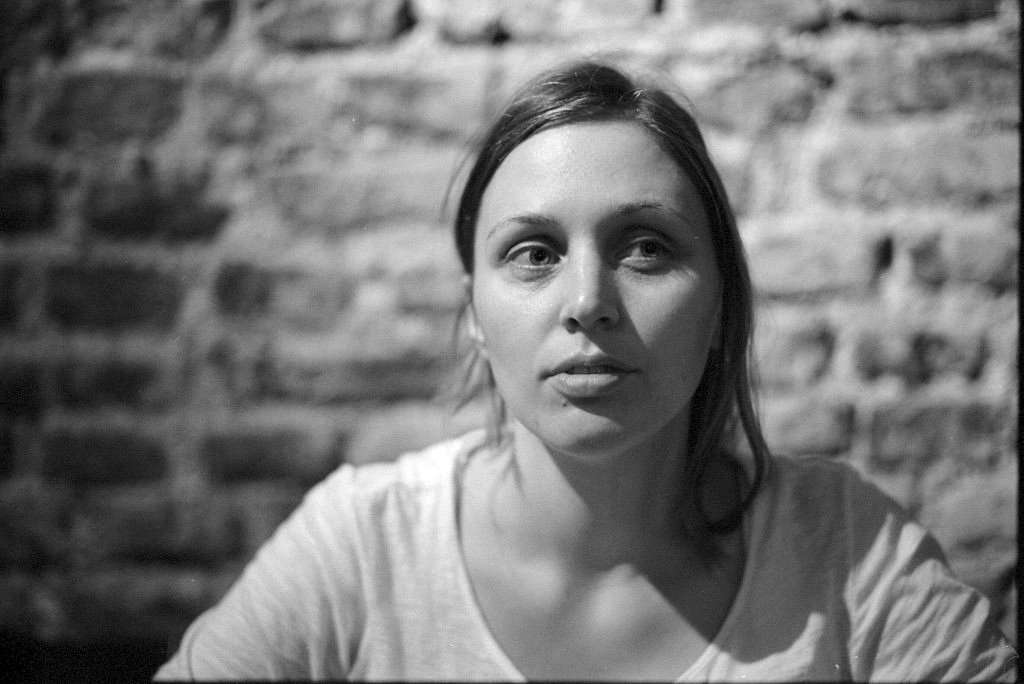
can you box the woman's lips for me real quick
[548,365,635,398]
[564,365,618,374]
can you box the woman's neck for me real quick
[481,418,698,574]
[457,417,747,682]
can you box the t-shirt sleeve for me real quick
[153,466,365,680]
[847,500,1017,682]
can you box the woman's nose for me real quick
[559,255,620,332]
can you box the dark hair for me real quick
[452,61,770,554]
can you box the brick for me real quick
[41,430,167,486]
[414,0,618,41]
[908,331,989,384]
[265,353,447,403]
[73,491,245,564]
[338,59,492,140]
[952,401,1013,464]
[203,335,272,400]
[0,0,72,72]
[558,0,653,28]
[432,0,655,39]
[76,0,234,59]
[745,215,878,297]
[46,263,184,331]
[907,233,945,286]
[202,429,338,485]
[257,0,408,49]
[869,398,1009,472]
[0,362,46,420]
[84,173,229,243]
[883,213,1017,293]
[703,135,754,216]
[395,269,464,314]
[196,76,267,144]
[871,403,944,472]
[268,149,459,234]
[35,70,185,145]
[942,224,1017,294]
[175,497,248,563]
[693,63,826,133]
[817,127,1018,208]
[0,487,74,569]
[854,329,988,385]
[853,330,907,382]
[346,402,467,465]
[0,265,20,328]
[761,396,855,456]
[73,492,173,564]
[189,0,235,56]
[246,70,361,154]
[0,165,57,236]
[255,314,455,405]
[36,568,235,641]
[690,0,829,29]
[411,0,516,42]
[55,360,166,410]
[844,44,1018,117]
[341,223,463,280]
[228,484,306,553]
[337,227,464,314]
[754,307,836,389]
[213,262,355,329]
[831,0,999,24]
[214,263,275,317]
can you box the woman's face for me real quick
[471,121,721,460]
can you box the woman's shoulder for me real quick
[763,453,905,516]
[752,454,921,564]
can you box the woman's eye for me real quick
[638,241,664,257]
[623,238,672,264]
[509,244,557,268]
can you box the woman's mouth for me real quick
[548,360,636,398]
[565,365,619,374]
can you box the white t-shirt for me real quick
[155,433,1016,681]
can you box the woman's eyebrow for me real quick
[613,200,698,227]
[486,202,701,240]
[485,212,559,239]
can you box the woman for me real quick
[156,62,1015,681]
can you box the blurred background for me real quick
[0,0,1018,679]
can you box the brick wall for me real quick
[0,0,1018,675]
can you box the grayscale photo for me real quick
[0,0,1017,680]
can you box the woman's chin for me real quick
[515,409,677,465]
